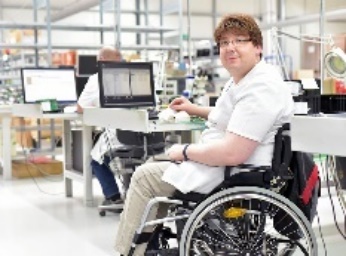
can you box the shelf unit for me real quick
[0,1,183,67]
[113,0,183,61]
[0,0,184,103]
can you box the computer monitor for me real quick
[98,61,156,108]
[75,76,89,98]
[21,67,77,105]
[77,54,97,76]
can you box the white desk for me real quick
[291,114,346,214]
[82,107,206,201]
[12,106,205,207]
[11,104,95,206]
[291,115,346,156]
[83,108,205,133]
[0,105,12,180]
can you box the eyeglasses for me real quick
[219,38,251,48]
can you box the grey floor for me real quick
[0,175,345,256]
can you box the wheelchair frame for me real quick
[126,124,318,256]
[128,182,317,256]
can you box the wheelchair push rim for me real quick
[179,186,317,256]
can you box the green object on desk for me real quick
[36,99,59,112]
[190,116,206,124]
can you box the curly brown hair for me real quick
[214,13,263,48]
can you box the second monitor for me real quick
[21,67,77,106]
[98,61,156,108]
[77,54,97,76]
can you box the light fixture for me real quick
[271,27,346,80]
[324,47,346,79]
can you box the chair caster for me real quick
[99,210,106,217]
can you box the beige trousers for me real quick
[114,161,176,256]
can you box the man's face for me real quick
[113,53,122,62]
[219,31,262,78]
[98,51,122,62]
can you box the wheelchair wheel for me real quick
[179,187,317,256]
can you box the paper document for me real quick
[301,78,319,89]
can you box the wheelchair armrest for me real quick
[224,165,273,188]
[171,190,207,203]
[148,142,166,155]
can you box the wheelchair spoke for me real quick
[180,187,317,256]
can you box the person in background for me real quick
[77,46,124,207]
[114,13,294,255]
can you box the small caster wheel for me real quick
[99,210,106,217]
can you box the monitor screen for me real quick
[98,61,156,108]
[77,54,97,76]
[21,67,77,104]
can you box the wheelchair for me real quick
[127,124,318,256]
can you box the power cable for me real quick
[324,156,346,239]
[15,119,64,196]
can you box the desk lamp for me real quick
[271,27,346,80]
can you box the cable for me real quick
[297,151,328,256]
[325,157,346,240]
[23,133,64,181]
[330,157,346,216]
[22,148,64,196]
[317,154,328,256]
[16,120,64,196]
[316,209,328,256]
[26,154,63,181]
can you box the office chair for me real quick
[99,130,166,216]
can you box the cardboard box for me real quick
[29,118,63,140]
[11,117,34,148]
[323,77,337,94]
[323,78,346,94]
[11,117,63,148]
[12,159,63,178]
[293,69,314,79]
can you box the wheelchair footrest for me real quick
[145,248,179,256]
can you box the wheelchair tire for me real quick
[179,186,317,256]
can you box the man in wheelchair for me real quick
[115,13,317,256]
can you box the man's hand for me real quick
[76,104,83,113]
[169,96,211,119]
[169,97,194,114]
[166,144,186,162]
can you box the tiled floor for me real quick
[0,175,345,256]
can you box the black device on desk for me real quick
[320,94,346,113]
[98,61,156,110]
[20,67,78,111]
[147,108,160,120]
[286,79,321,115]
